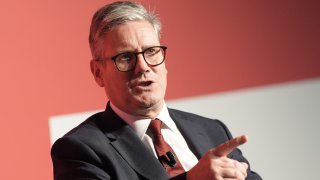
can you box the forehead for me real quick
[102,20,160,53]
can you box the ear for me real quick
[90,60,105,87]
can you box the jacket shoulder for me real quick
[168,108,224,126]
[51,111,109,151]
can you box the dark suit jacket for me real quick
[51,104,261,180]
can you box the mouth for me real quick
[130,80,154,90]
[137,81,153,87]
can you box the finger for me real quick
[241,162,249,170]
[218,158,246,169]
[220,167,246,179]
[216,158,248,177]
[235,161,248,178]
[212,135,248,157]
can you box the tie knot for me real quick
[149,119,162,137]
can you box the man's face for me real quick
[91,20,167,118]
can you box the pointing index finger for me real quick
[212,135,248,157]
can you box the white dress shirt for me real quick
[110,102,199,171]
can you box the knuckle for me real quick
[209,162,218,172]
[234,170,245,179]
[208,161,221,179]
[233,160,239,167]
[242,162,249,169]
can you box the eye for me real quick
[144,47,160,56]
[117,52,134,62]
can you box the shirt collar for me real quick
[110,101,179,139]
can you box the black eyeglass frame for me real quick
[98,46,167,72]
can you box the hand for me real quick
[186,135,249,180]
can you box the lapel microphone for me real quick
[159,151,177,167]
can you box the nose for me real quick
[134,53,150,75]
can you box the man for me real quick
[51,1,262,180]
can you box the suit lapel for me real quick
[97,105,169,180]
[169,109,212,159]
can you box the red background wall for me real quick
[0,0,319,179]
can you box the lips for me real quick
[138,81,152,86]
[130,80,154,89]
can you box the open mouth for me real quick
[138,81,153,86]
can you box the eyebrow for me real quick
[116,45,160,54]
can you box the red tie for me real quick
[148,119,185,177]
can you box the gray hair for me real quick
[89,1,162,59]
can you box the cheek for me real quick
[159,67,168,89]
[109,73,130,91]
[103,68,126,93]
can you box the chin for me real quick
[134,95,163,109]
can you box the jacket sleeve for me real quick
[51,137,111,180]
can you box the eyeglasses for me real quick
[97,46,167,72]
